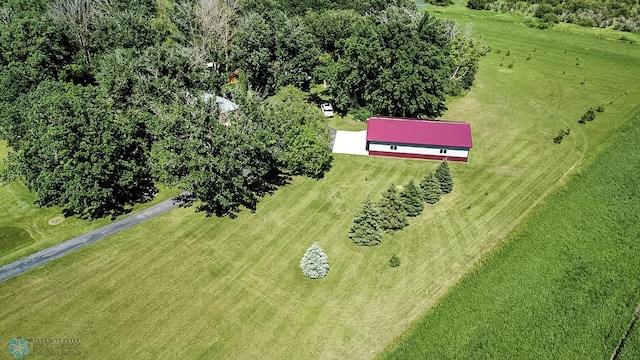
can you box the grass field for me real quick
[327,113,368,131]
[0,226,34,256]
[620,320,640,359]
[382,115,640,358]
[1,4,640,359]
[0,142,181,267]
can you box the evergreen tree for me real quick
[400,179,424,217]
[349,196,383,246]
[421,172,443,204]
[378,184,409,233]
[300,242,329,279]
[435,160,454,194]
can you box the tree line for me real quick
[467,0,640,32]
[0,0,481,219]
[349,161,453,247]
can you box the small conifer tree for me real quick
[389,254,401,267]
[300,243,329,279]
[435,161,454,194]
[378,184,409,233]
[349,197,383,246]
[421,172,443,204]
[400,179,424,217]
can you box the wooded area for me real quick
[0,0,482,218]
[468,0,640,32]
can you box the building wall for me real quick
[368,142,469,160]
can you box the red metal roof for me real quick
[366,117,473,148]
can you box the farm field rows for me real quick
[1,4,640,359]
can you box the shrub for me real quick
[596,106,605,113]
[434,161,454,194]
[579,108,596,124]
[300,243,329,279]
[389,254,401,268]
[349,197,383,246]
[348,107,372,122]
[400,179,424,217]
[553,129,566,144]
[467,0,491,10]
[534,4,554,18]
[542,13,560,24]
[432,0,454,5]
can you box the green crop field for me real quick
[1,4,640,359]
[620,322,640,359]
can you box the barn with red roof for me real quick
[365,117,473,162]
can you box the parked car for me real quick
[320,103,334,117]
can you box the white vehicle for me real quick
[320,103,334,117]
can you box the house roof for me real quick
[366,117,473,148]
[202,93,239,113]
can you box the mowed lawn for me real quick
[382,116,640,358]
[0,142,181,267]
[1,6,640,360]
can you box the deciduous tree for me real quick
[1,81,156,218]
[48,0,109,68]
[150,99,279,218]
[320,8,458,118]
[263,86,332,178]
[95,45,209,111]
[231,12,319,95]
[196,0,240,72]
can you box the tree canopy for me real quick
[2,81,155,218]
[0,0,478,219]
[316,8,484,118]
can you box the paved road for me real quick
[0,195,187,283]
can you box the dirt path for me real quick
[0,194,186,283]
